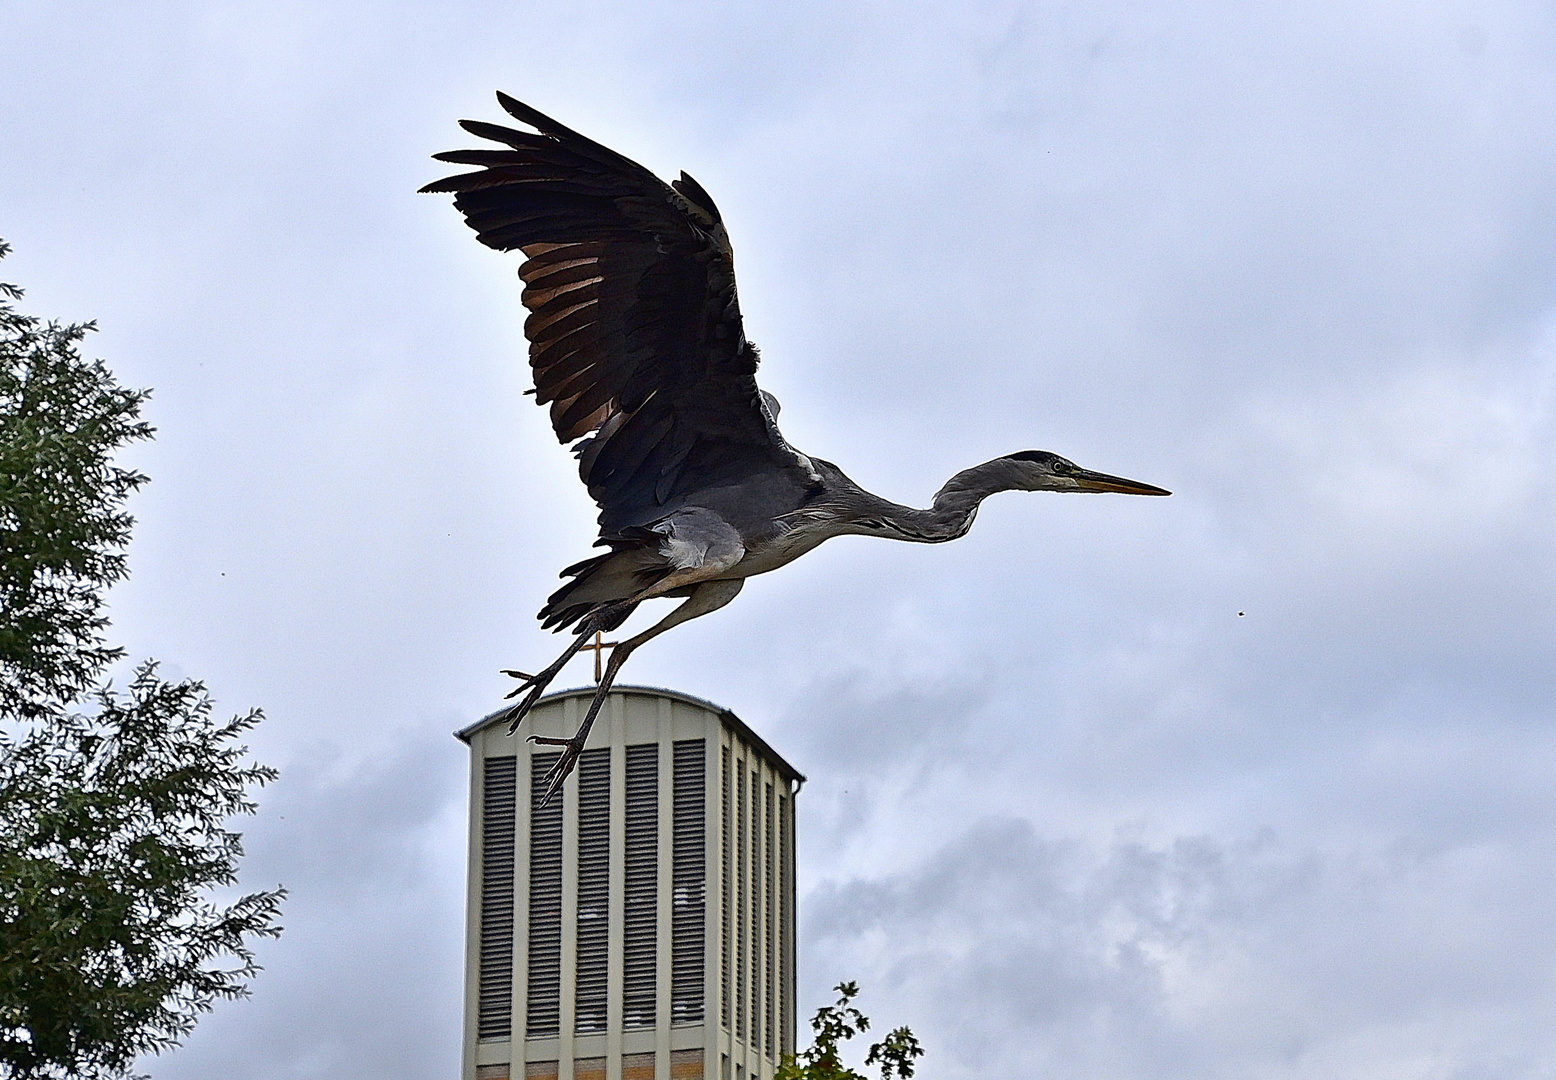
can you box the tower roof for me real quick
[454,684,806,786]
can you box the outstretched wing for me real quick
[422,93,815,537]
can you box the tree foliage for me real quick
[0,240,283,1080]
[776,982,925,1080]
[0,241,150,721]
[0,669,283,1078]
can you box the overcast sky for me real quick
[5,2,1556,1077]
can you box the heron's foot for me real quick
[530,733,584,807]
[500,605,635,735]
[500,665,561,735]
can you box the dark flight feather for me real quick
[422,93,817,541]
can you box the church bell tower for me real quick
[456,686,802,1080]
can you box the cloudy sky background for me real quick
[5,1,1556,1077]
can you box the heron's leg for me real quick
[500,601,633,735]
[534,579,744,804]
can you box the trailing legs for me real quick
[532,578,744,804]
[500,600,634,735]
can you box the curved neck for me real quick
[852,458,1027,544]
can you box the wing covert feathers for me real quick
[423,93,809,536]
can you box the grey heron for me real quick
[423,94,1169,802]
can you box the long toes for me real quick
[503,675,546,701]
[501,668,543,698]
[542,769,571,806]
[504,686,547,735]
[539,743,583,807]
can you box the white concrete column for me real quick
[654,696,674,1080]
[605,694,627,1080]
[560,737,580,1079]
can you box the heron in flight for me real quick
[424,94,1169,801]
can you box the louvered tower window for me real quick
[574,747,610,1034]
[735,758,747,1041]
[477,756,516,1039]
[672,739,706,1023]
[721,745,732,1029]
[765,780,775,1051]
[526,751,563,1037]
[622,743,659,1028]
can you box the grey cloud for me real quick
[149,728,469,1080]
[247,727,467,897]
[803,817,1556,1079]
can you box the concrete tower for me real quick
[457,686,802,1080]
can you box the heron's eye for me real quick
[1052,460,1071,473]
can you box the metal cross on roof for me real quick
[579,630,618,684]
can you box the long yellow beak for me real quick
[1072,468,1171,496]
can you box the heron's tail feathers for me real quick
[539,546,669,632]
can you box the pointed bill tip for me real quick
[1074,470,1172,496]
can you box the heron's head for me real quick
[1003,450,1171,495]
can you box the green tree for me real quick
[0,240,283,1080]
[0,243,147,721]
[776,982,925,1080]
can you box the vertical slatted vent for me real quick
[574,747,610,1034]
[478,756,517,1039]
[526,751,563,1037]
[671,739,706,1023]
[779,791,791,1055]
[735,757,747,1041]
[721,745,732,1030]
[622,742,659,1028]
[764,780,775,1053]
[749,767,761,1052]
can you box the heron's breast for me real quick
[733,520,837,577]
